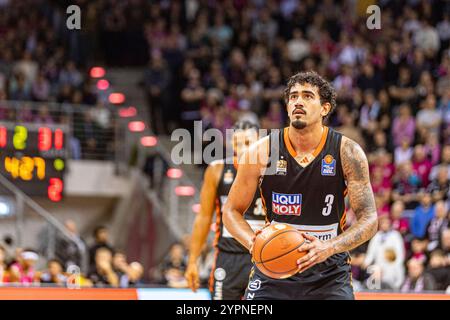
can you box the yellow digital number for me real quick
[20,156,34,181]
[5,156,19,179]
[13,126,28,150]
[34,157,46,180]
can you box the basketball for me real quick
[252,223,308,279]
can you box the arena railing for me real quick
[0,172,88,273]
[0,100,118,161]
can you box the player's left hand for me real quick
[296,233,334,273]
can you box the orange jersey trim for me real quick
[283,126,329,158]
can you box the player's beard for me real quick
[291,118,307,129]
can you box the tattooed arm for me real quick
[329,136,378,253]
[297,136,378,272]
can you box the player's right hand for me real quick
[249,221,271,255]
[185,263,200,292]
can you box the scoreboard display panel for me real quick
[0,122,67,201]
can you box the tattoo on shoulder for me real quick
[341,138,369,182]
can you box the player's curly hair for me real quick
[283,71,337,122]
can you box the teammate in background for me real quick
[223,71,378,300]
[185,121,266,300]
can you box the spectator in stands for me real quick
[55,219,86,270]
[394,138,414,166]
[359,90,380,142]
[88,247,119,287]
[350,250,369,291]
[416,94,442,142]
[161,243,188,288]
[31,71,50,101]
[0,235,16,265]
[388,66,415,105]
[9,71,32,101]
[364,215,405,290]
[261,100,284,129]
[427,166,450,203]
[59,61,83,88]
[40,259,67,286]
[440,228,450,255]
[392,161,421,209]
[430,146,450,181]
[424,132,441,166]
[401,258,436,293]
[0,245,6,284]
[335,108,366,150]
[425,201,449,252]
[89,226,115,268]
[412,145,433,187]
[126,262,145,287]
[409,238,428,264]
[112,251,131,288]
[411,193,436,239]
[8,249,39,285]
[390,200,410,237]
[180,68,205,132]
[144,51,171,134]
[426,250,450,291]
[34,105,54,124]
[414,19,441,56]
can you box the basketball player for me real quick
[222,71,378,300]
[185,121,267,300]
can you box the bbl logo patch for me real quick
[276,158,287,175]
[223,170,234,184]
[321,154,336,176]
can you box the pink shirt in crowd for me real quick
[392,116,415,147]
[10,263,35,284]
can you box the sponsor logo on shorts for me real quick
[271,192,302,216]
[213,280,223,300]
[214,268,226,281]
[246,292,255,300]
[248,279,261,291]
[321,154,336,176]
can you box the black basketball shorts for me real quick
[209,250,253,300]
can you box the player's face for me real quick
[286,83,330,129]
[233,129,258,159]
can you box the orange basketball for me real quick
[252,223,308,279]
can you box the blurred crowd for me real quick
[0,223,144,288]
[0,1,116,160]
[1,0,449,292]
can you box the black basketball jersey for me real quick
[259,126,350,280]
[215,160,266,254]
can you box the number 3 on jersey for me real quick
[253,198,266,216]
[322,194,334,216]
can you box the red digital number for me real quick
[38,127,52,151]
[48,178,63,202]
[0,126,6,148]
[54,129,64,150]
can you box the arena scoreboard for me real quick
[0,122,67,201]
